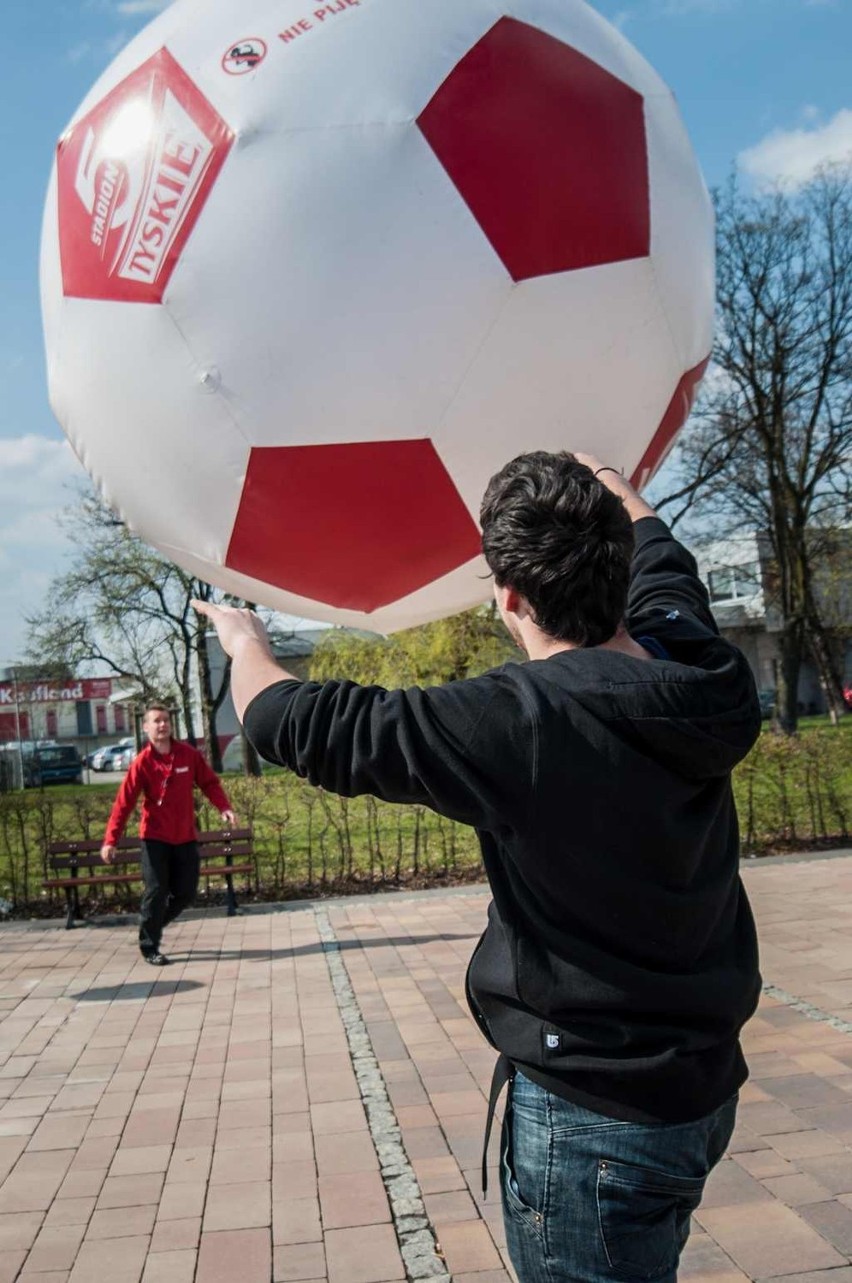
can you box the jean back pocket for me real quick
[596,1156,706,1280]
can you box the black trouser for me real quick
[138,840,200,956]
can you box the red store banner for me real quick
[0,678,115,706]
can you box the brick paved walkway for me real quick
[1,852,852,1282]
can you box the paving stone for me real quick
[317,1171,390,1229]
[97,1173,165,1209]
[140,1248,196,1283]
[0,1249,27,1282]
[196,1228,272,1283]
[0,1210,44,1251]
[153,1182,206,1221]
[796,1152,852,1195]
[313,1130,376,1177]
[696,1201,846,1277]
[273,1197,322,1246]
[43,1197,97,1228]
[761,1173,833,1206]
[110,1146,173,1178]
[24,1223,87,1272]
[424,1190,478,1224]
[149,1218,201,1253]
[677,1229,749,1281]
[324,1224,405,1283]
[273,1241,326,1282]
[203,1181,270,1232]
[701,1159,775,1207]
[434,1221,502,1275]
[87,1204,157,1240]
[757,1273,852,1283]
[797,1199,852,1255]
[67,1233,149,1283]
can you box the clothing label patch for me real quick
[544,1031,561,1051]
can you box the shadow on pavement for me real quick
[165,932,479,964]
[71,978,206,1001]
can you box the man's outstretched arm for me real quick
[193,601,293,721]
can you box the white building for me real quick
[0,672,133,752]
[694,530,852,713]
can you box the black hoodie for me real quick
[244,516,763,1122]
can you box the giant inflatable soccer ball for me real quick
[41,0,713,633]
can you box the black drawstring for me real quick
[482,1053,512,1198]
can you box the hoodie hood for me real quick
[535,627,762,783]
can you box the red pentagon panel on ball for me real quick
[225,440,483,613]
[56,48,234,303]
[629,357,711,491]
[417,17,650,282]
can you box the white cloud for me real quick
[66,41,93,63]
[0,436,88,660]
[115,0,171,13]
[739,108,852,186]
[656,0,735,11]
[607,0,829,19]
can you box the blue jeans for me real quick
[501,1071,737,1283]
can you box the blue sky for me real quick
[1,0,850,662]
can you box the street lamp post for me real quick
[1,662,26,790]
[11,666,23,757]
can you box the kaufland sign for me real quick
[0,679,113,705]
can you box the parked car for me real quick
[757,689,777,720]
[26,745,83,787]
[90,743,121,771]
[91,738,136,771]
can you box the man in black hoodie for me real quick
[195,451,762,1283]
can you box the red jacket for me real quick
[104,740,232,846]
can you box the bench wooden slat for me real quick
[44,863,255,890]
[43,874,142,889]
[48,829,251,857]
[196,828,252,841]
[198,862,253,875]
[47,837,140,856]
[48,844,252,871]
[43,828,255,927]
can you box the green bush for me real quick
[1,721,849,916]
[734,724,851,854]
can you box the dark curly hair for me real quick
[480,452,634,647]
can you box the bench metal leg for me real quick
[64,888,76,930]
[224,872,238,917]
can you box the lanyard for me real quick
[154,752,175,808]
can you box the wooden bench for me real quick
[43,829,255,929]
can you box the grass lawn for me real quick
[1,717,849,915]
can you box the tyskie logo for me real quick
[56,49,234,303]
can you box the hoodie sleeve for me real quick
[242,670,532,830]
[192,748,232,814]
[625,516,719,636]
[103,755,144,845]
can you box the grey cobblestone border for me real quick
[315,907,452,1282]
[762,982,852,1036]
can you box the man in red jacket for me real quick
[101,703,237,965]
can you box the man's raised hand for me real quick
[192,600,274,661]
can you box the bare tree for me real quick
[26,491,232,762]
[655,169,852,731]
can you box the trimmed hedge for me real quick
[1,722,849,916]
